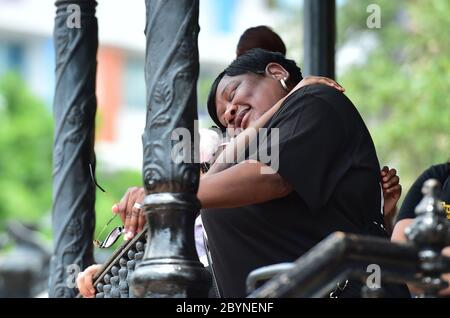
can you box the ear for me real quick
[265,62,290,81]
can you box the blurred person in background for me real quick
[236,25,286,57]
[391,160,450,296]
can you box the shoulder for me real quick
[268,84,354,131]
[406,163,449,193]
[283,84,344,106]
[418,163,450,183]
[281,84,354,117]
[272,85,338,120]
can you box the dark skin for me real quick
[115,69,347,240]
[115,67,401,240]
[381,166,401,234]
[77,68,402,297]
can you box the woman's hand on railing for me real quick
[76,264,102,298]
[112,187,146,241]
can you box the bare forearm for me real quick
[199,161,292,209]
[383,208,396,236]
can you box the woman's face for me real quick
[215,71,287,131]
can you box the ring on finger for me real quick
[131,209,141,217]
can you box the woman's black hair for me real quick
[207,48,303,131]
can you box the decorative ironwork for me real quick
[91,228,147,298]
[247,232,421,298]
[405,179,450,297]
[49,0,98,297]
[247,179,450,298]
[90,179,450,298]
[52,0,450,300]
[130,0,210,298]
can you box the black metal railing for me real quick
[90,228,147,298]
[89,179,450,298]
[247,179,450,298]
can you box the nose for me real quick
[223,103,238,126]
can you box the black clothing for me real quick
[397,163,450,221]
[202,84,409,298]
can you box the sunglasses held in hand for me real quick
[93,214,124,248]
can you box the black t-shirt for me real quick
[201,84,407,298]
[396,163,450,222]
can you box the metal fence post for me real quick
[130,0,211,298]
[49,0,98,298]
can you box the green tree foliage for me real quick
[337,0,450,189]
[93,169,141,249]
[0,73,141,246]
[0,73,53,229]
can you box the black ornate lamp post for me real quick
[130,0,211,297]
[49,0,98,297]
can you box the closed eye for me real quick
[228,90,234,102]
[228,86,237,102]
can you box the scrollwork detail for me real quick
[143,141,167,192]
